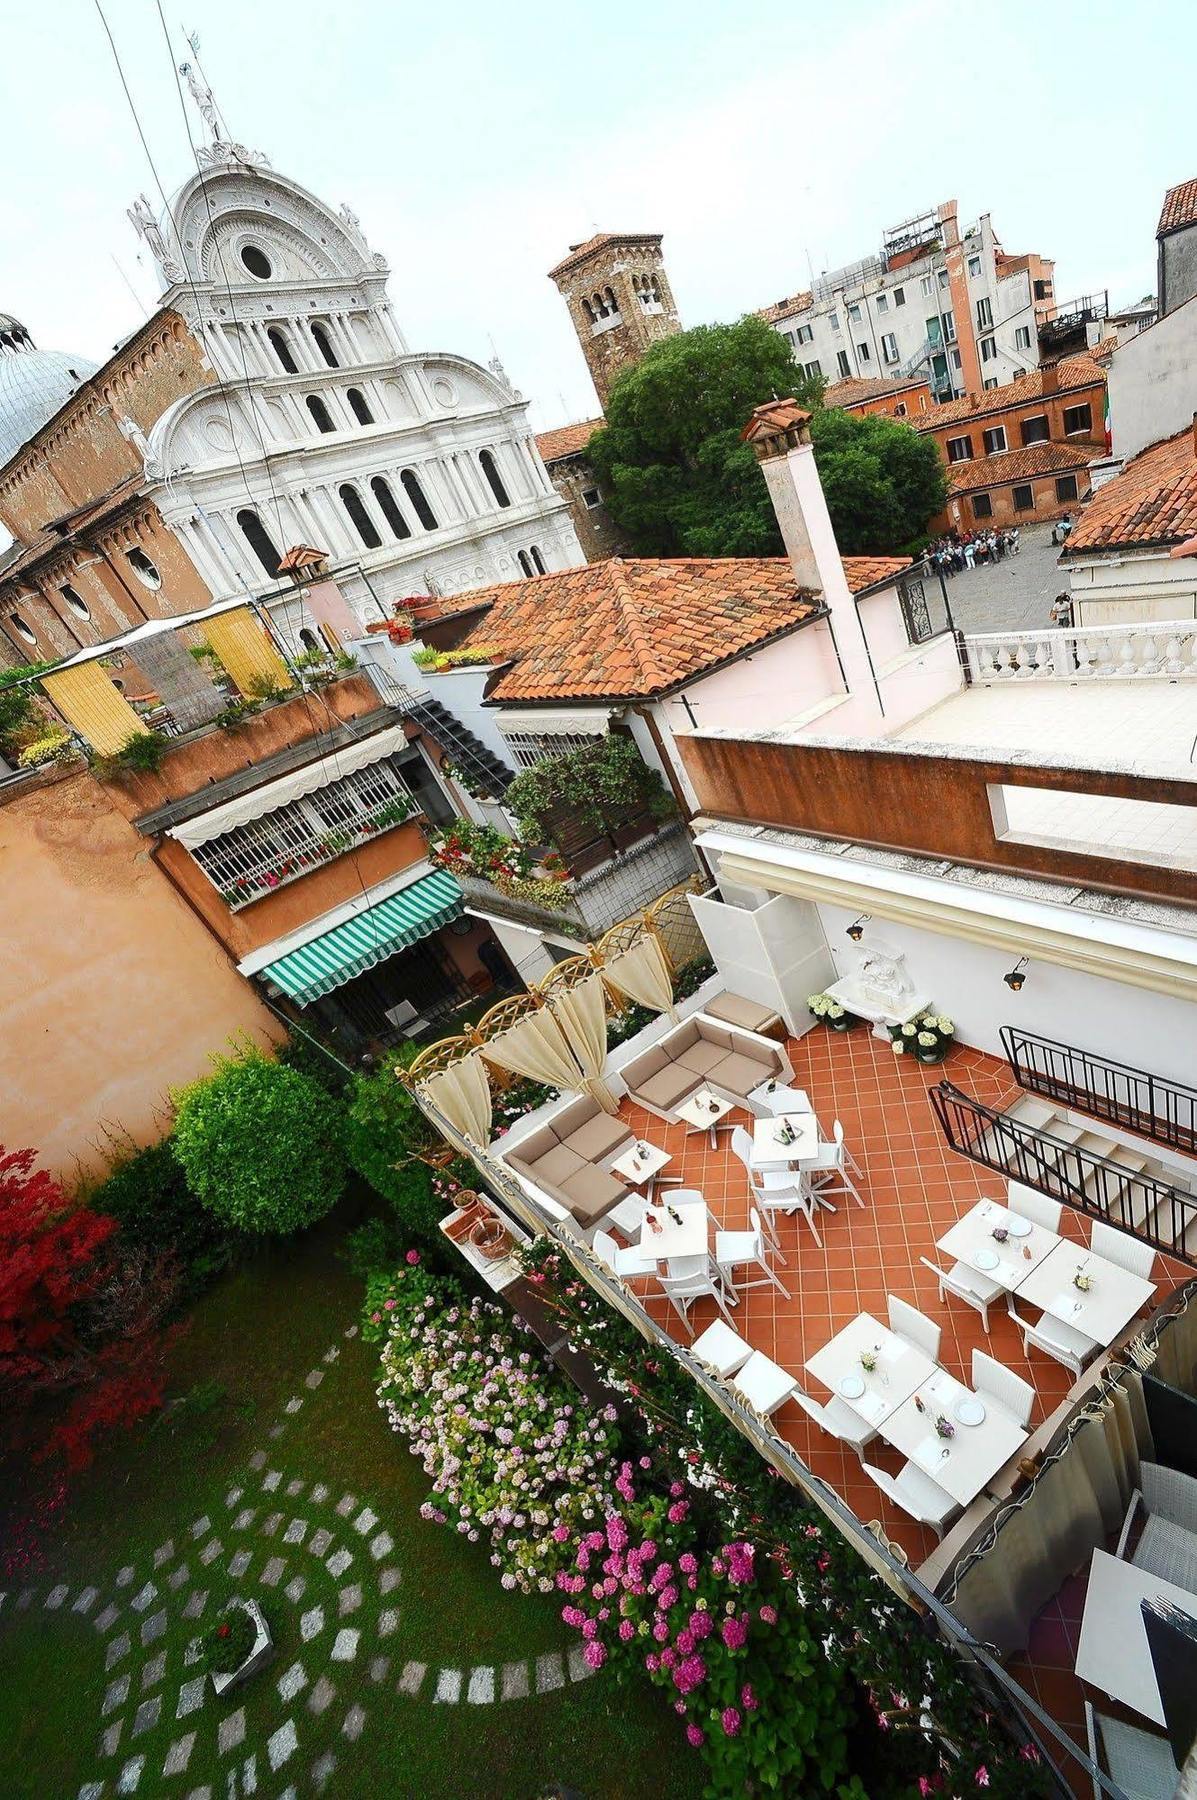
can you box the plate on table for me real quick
[955,1397,986,1427]
[1007,1215,1032,1237]
[838,1374,865,1401]
[974,1245,1000,1271]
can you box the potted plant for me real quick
[889,1008,955,1065]
[199,1596,273,1695]
[807,992,859,1032]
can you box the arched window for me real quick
[529,545,547,575]
[311,323,339,368]
[59,583,90,619]
[305,395,334,433]
[9,611,37,646]
[338,484,382,549]
[236,508,282,576]
[346,387,374,426]
[604,286,618,314]
[299,628,322,654]
[581,298,594,324]
[478,449,510,508]
[517,551,534,577]
[267,328,298,374]
[125,547,161,589]
[370,477,411,539]
[592,290,608,319]
[400,470,438,531]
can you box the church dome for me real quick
[0,315,98,467]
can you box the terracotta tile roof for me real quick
[756,290,814,324]
[741,399,812,445]
[534,418,604,465]
[1158,179,1197,237]
[0,472,145,585]
[548,232,662,280]
[946,440,1092,497]
[1062,428,1197,556]
[823,375,928,409]
[842,554,913,593]
[1088,335,1120,365]
[913,357,1105,433]
[438,559,823,703]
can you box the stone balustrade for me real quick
[962,620,1197,684]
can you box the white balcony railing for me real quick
[963,620,1197,685]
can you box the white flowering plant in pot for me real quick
[807,993,860,1032]
[888,1008,955,1065]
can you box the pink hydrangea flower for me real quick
[975,1771,990,1790]
[405,1249,420,1265]
[721,1616,748,1649]
[758,1604,777,1625]
[721,1706,742,1737]
[652,1619,669,1643]
[678,1553,698,1575]
[552,1524,569,1542]
[582,1640,606,1670]
[686,1724,705,1748]
[741,1683,758,1712]
[667,1501,688,1524]
[582,1617,599,1640]
[618,1619,634,1641]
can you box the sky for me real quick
[2,0,1196,436]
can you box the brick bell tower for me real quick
[549,232,681,408]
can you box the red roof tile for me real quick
[1063,428,1197,556]
[756,290,814,324]
[823,375,929,409]
[1158,179,1197,237]
[946,440,1092,496]
[913,357,1105,433]
[548,232,663,280]
[534,419,604,464]
[842,554,913,593]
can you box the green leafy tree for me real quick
[173,1050,345,1235]
[0,662,53,758]
[343,1055,447,1246]
[90,1136,234,1299]
[589,316,946,558]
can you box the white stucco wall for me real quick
[1109,293,1197,462]
[1065,547,1197,625]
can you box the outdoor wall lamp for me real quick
[1003,958,1029,992]
[846,915,870,942]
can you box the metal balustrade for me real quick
[1002,1027,1197,1159]
[190,753,415,908]
[962,619,1197,685]
[930,1080,1197,1266]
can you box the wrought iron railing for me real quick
[930,1080,1197,1266]
[1002,1027,1197,1159]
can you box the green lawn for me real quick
[0,1217,701,1799]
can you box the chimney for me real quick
[1042,361,1060,396]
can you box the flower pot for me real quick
[210,1598,273,1697]
[453,1188,480,1211]
[469,1217,511,1261]
[916,1044,950,1065]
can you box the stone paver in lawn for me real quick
[162,1732,195,1777]
[267,1422,284,1440]
[261,1512,283,1536]
[16,1587,34,1609]
[284,1397,303,1415]
[116,1565,136,1586]
[100,1721,122,1758]
[176,1676,205,1720]
[326,1549,352,1578]
[352,1507,377,1536]
[369,1531,393,1560]
[248,1450,266,1471]
[182,1589,208,1620]
[140,1608,167,1646]
[167,1563,190,1591]
[224,1487,242,1510]
[567,1644,596,1683]
[501,1660,529,1701]
[378,1567,401,1595]
[330,1627,359,1662]
[300,1605,324,1642]
[240,1751,257,1791]
[73,1586,99,1614]
[304,1369,324,1390]
[310,1483,329,1503]
[141,1650,166,1690]
[282,1518,307,1545]
[278,1660,308,1702]
[78,1784,103,1800]
[311,1751,336,1792]
[227,1549,251,1578]
[233,1508,256,1531]
[260,1557,286,1586]
[378,1608,398,1638]
[307,1674,336,1716]
[309,1528,332,1557]
[535,1652,564,1693]
[130,1583,156,1614]
[198,1539,221,1566]
[433,1668,461,1705]
[334,1494,356,1519]
[217,1708,245,1755]
[369,1655,390,1683]
[117,1754,144,1793]
[342,1703,366,1741]
[285,1477,305,1497]
[267,1719,298,1771]
[467,1666,495,1704]
[103,1674,130,1716]
[152,1540,174,1568]
[106,1632,131,1671]
[284,1575,306,1604]
[343,1324,357,1338]
[45,1583,69,1609]
[323,1346,339,1364]
[94,1603,120,1633]
[131,1697,161,1738]
[262,1470,281,1492]
[337,1583,362,1616]
[397,1661,426,1697]
[188,1515,211,1539]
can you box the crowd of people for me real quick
[926,527,1021,575]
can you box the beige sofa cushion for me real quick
[696,1018,735,1052]
[635,1063,701,1112]
[622,1042,668,1085]
[676,1040,727,1078]
[562,1112,631,1163]
[705,992,779,1034]
[529,1142,587,1187]
[561,1164,628,1225]
[709,1051,774,1099]
[514,1124,562,1165]
[552,1095,598,1139]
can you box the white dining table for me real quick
[751,1112,819,1170]
[805,1312,935,1428]
[936,1196,1060,1293]
[881,1370,1028,1507]
[1016,1240,1156,1347]
[638,1196,709,1261]
[675,1087,737,1147]
[1077,1548,1197,1725]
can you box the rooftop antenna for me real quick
[179,27,233,143]
[110,252,148,313]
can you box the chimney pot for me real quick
[1042,361,1060,396]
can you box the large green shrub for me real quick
[343,1060,446,1245]
[173,1050,346,1235]
[90,1137,234,1298]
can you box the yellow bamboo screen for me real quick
[41,663,149,755]
[204,607,293,699]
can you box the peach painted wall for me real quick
[0,766,282,1183]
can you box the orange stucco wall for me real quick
[0,765,282,1183]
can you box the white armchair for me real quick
[1009,1299,1098,1377]
[862,1460,959,1538]
[971,1350,1035,1428]
[919,1255,1002,1334]
[887,1294,942,1361]
[792,1383,877,1459]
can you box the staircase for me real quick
[930,1082,1197,1266]
[1001,1028,1197,1159]
[397,695,515,801]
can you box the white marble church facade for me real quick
[130,123,582,624]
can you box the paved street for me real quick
[935,523,1069,636]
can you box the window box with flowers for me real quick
[426,820,579,914]
[888,1008,955,1065]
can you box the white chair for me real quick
[715,1208,791,1299]
[691,1318,753,1378]
[593,1227,660,1281]
[1085,1701,1180,1800]
[971,1349,1035,1428]
[918,1255,1002,1333]
[659,1257,738,1337]
[803,1120,865,1208]
[792,1382,877,1459]
[861,1461,959,1538]
[1009,1300,1098,1377]
[1006,1182,1062,1233]
[729,1126,822,1247]
[731,1350,797,1417]
[1090,1219,1156,1280]
[607,1193,646,1239]
[754,1084,814,1119]
[887,1294,942,1361]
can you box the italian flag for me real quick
[1103,382,1112,452]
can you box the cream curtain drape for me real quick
[1150,1288,1197,1393]
[549,973,618,1113]
[482,1008,585,1095]
[947,1379,1148,1654]
[603,935,677,1021]
[419,1053,493,1147]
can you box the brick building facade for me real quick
[532,420,630,563]
[548,231,681,409]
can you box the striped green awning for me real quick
[263,870,464,1005]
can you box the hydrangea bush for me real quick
[888,1008,955,1065]
[374,1261,620,1593]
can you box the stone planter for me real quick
[210,1598,273,1697]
